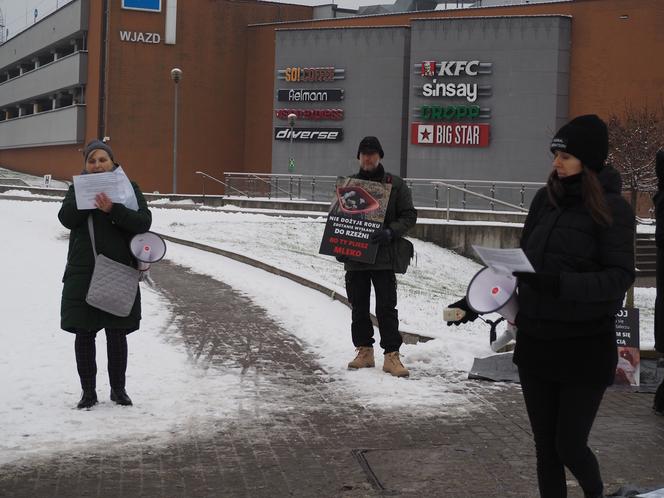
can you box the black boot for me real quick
[654,380,664,415]
[110,388,133,406]
[77,389,98,409]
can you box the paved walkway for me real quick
[1,261,663,497]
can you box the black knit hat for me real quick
[550,115,609,171]
[83,139,115,163]
[357,136,384,159]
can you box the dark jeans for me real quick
[345,270,402,353]
[519,368,606,498]
[75,329,129,391]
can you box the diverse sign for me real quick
[278,67,345,82]
[122,0,162,12]
[275,109,344,121]
[411,122,490,147]
[274,128,343,142]
[615,308,640,386]
[277,89,344,102]
[319,178,392,263]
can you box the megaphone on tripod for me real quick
[130,232,167,271]
[466,266,518,322]
[466,266,519,351]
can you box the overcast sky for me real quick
[1,0,421,41]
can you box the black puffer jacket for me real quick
[514,166,635,384]
[516,166,635,337]
[343,164,417,272]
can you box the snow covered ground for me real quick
[0,199,656,466]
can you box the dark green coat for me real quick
[58,182,152,334]
[344,166,418,271]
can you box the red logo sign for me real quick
[411,122,490,147]
[421,61,436,77]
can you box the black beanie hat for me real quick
[83,139,115,163]
[357,136,384,159]
[550,115,609,171]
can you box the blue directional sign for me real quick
[122,0,162,12]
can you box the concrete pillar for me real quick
[33,58,40,70]
[33,102,40,114]
[52,95,58,110]
[52,50,59,62]
[18,66,24,76]
[18,106,24,117]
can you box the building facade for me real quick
[0,0,663,194]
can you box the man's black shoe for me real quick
[77,389,98,409]
[110,388,133,406]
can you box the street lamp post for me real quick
[170,67,183,194]
[287,113,296,174]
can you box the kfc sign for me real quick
[421,60,490,77]
[411,122,489,147]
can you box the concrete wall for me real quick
[412,222,523,260]
[0,106,85,148]
[272,27,410,178]
[0,52,87,108]
[0,0,88,72]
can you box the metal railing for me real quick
[195,171,249,198]
[221,172,544,210]
[194,171,545,210]
[431,180,529,221]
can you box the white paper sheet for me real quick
[472,245,535,276]
[73,167,138,211]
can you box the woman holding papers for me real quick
[449,115,635,498]
[58,140,152,409]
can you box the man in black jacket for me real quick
[653,148,664,415]
[341,136,417,377]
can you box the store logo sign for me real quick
[411,122,489,147]
[277,89,344,102]
[277,67,345,82]
[420,105,482,120]
[275,109,344,121]
[275,128,344,142]
[122,0,162,12]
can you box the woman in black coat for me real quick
[652,148,664,415]
[59,140,152,409]
[449,115,635,498]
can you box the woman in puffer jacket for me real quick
[449,115,635,498]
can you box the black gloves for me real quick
[335,255,348,263]
[446,297,479,326]
[513,272,560,297]
[370,228,393,245]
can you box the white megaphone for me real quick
[130,232,167,271]
[466,266,518,323]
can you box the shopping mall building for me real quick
[0,0,662,194]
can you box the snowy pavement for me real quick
[2,199,664,498]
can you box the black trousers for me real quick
[345,270,402,353]
[75,329,129,391]
[519,368,606,498]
